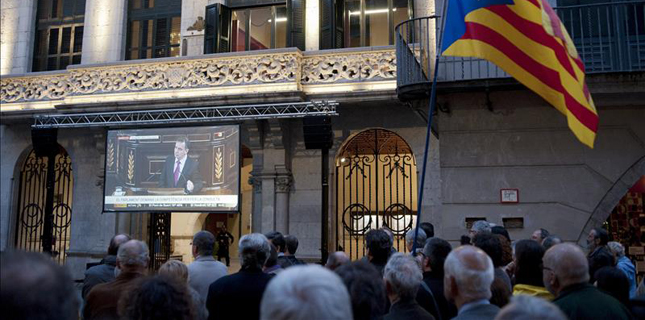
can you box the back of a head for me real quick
[384,253,423,300]
[117,240,150,269]
[265,242,279,268]
[543,243,589,287]
[589,248,615,283]
[444,245,495,301]
[473,232,503,268]
[542,235,562,251]
[1,251,79,320]
[607,241,625,258]
[405,228,427,249]
[594,266,630,305]
[325,251,350,270]
[423,237,452,275]
[593,227,609,246]
[471,220,491,234]
[420,222,435,238]
[285,235,299,255]
[158,260,189,284]
[121,275,194,320]
[540,228,551,241]
[514,239,546,287]
[240,233,271,269]
[495,295,567,320]
[265,231,286,253]
[491,226,510,242]
[108,234,132,256]
[193,230,215,256]
[335,261,387,320]
[365,229,392,263]
[261,265,352,320]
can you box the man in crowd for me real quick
[284,234,306,266]
[82,233,131,299]
[325,251,350,270]
[469,220,491,242]
[495,295,567,320]
[84,240,149,320]
[207,233,273,320]
[335,261,388,320]
[531,228,550,245]
[420,222,435,238]
[405,228,427,254]
[216,226,234,267]
[542,235,562,251]
[158,137,203,194]
[265,231,292,268]
[1,251,79,320]
[417,237,457,320]
[261,265,353,320]
[384,253,435,320]
[542,243,631,320]
[365,229,392,274]
[188,231,228,302]
[586,227,614,283]
[444,245,500,320]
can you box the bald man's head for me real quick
[326,251,350,270]
[108,234,131,256]
[444,245,494,304]
[542,243,589,296]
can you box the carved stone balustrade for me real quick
[1,47,396,113]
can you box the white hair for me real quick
[116,240,149,267]
[471,220,491,233]
[239,233,271,269]
[260,265,352,320]
[405,228,427,248]
[384,253,423,300]
[607,241,625,257]
[495,295,567,320]
[444,246,494,301]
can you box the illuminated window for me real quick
[33,0,85,72]
[126,0,181,60]
[205,4,288,54]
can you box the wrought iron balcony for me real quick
[395,1,645,99]
[1,47,396,113]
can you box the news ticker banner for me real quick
[105,195,238,209]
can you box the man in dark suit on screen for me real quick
[158,137,203,194]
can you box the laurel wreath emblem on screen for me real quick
[215,149,223,180]
[127,151,135,184]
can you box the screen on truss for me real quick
[103,125,240,212]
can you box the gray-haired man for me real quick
[83,240,149,320]
[188,231,228,302]
[384,253,435,320]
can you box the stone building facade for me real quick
[1,0,643,280]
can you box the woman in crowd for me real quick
[512,239,554,300]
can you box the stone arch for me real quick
[578,155,645,243]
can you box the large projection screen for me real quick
[103,125,240,212]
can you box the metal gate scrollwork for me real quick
[15,149,73,265]
[149,212,172,271]
[336,129,418,260]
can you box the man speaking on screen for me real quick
[158,137,203,194]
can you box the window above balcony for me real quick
[126,0,181,60]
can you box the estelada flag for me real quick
[441,0,599,148]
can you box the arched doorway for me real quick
[335,129,418,260]
[14,148,73,265]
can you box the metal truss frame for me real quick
[32,101,338,128]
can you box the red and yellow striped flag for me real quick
[441,0,598,148]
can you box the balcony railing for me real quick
[1,47,396,112]
[395,1,645,92]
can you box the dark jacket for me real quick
[82,255,117,299]
[206,266,273,320]
[384,298,435,320]
[417,271,457,320]
[453,301,500,320]
[553,283,633,320]
[83,270,145,320]
[158,156,203,193]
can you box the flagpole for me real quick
[411,0,449,256]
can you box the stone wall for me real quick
[81,0,127,64]
[0,0,36,75]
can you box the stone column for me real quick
[0,0,37,75]
[275,170,293,234]
[305,0,319,51]
[81,0,127,64]
[248,173,263,233]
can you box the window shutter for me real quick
[320,0,333,49]
[204,4,231,54]
[287,0,306,50]
[334,0,344,48]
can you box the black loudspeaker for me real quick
[31,128,59,157]
[303,116,333,149]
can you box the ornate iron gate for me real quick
[335,129,418,260]
[14,149,73,264]
[149,212,172,271]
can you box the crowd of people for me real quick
[1,222,644,320]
